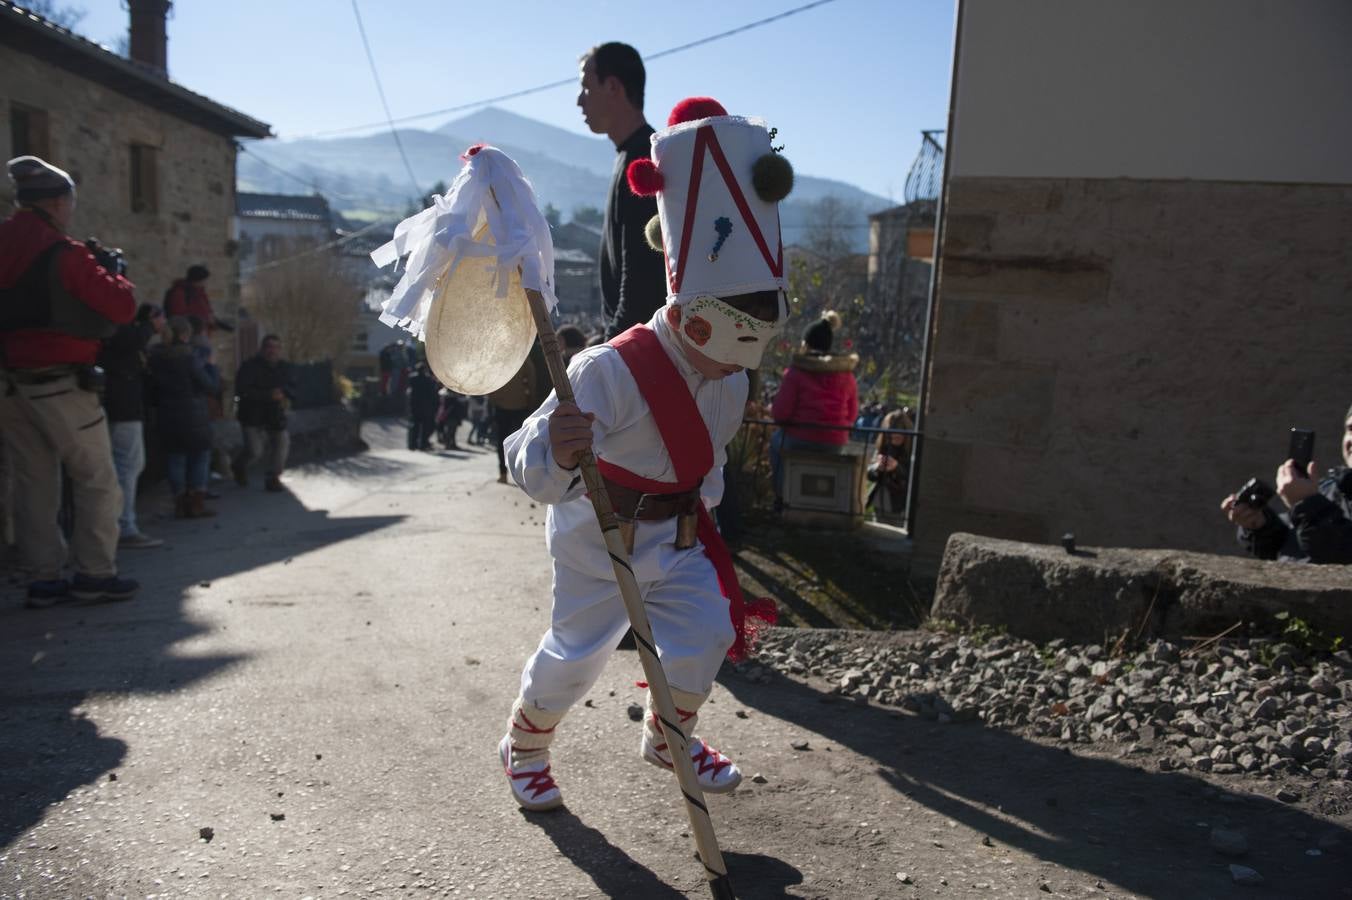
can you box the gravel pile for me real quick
[740,628,1352,781]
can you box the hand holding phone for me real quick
[1289,428,1315,479]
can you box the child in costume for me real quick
[499,97,794,811]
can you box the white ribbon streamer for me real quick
[369,147,558,339]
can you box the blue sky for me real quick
[72,0,956,200]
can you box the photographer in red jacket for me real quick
[0,156,139,607]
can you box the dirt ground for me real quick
[1,423,1348,899]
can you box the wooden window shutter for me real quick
[130,144,159,213]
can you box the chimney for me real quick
[127,0,172,77]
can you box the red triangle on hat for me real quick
[668,124,784,296]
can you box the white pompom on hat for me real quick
[8,155,75,202]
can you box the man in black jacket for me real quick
[1221,404,1352,564]
[577,42,667,340]
[99,304,165,547]
[231,335,294,492]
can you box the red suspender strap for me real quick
[605,325,713,485]
[601,325,776,661]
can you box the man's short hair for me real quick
[584,42,645,110]
[261,334,282,347]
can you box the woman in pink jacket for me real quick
[770,311,859,507]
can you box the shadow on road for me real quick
[524,808,804,899]
[0,459,406,852]
[524,808,686,899]
[717,666,1349,898]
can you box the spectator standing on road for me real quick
[232,335,294,493]
[466,395,490,446]
[1221,404,1352,564]
[149,316,220,518]
[436,388,467,450]
[866,407,914,523]
[378,341,398,395]
[163,264,226,336]
[488,342,549,484]
[0,155,140,607]
[577,42,667,340]
[406,362,440,451]
[99,303,166,547]
[769,311,859,505]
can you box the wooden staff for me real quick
[524,287,736,900]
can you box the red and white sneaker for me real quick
[641,734,743,793]
[498,735,563,811]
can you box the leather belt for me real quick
[602,475,702,554]
[603,476,702,521]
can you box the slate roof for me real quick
[0,1,271,138]
[236,192,332,222]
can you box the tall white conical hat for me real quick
[627,97,794,304]
[369,146,557,394]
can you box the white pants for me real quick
[519,548,735,713]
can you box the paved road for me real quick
[2,422,1347,899]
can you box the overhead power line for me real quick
[237,143,357,201]
[295,0,840,140]
[350,0,422,199]
[250,216,395,274]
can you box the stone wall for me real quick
[932,532,1352,645]
[1,45,241,368]
[912,176,1352,576]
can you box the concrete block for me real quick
[932,532,1352,644]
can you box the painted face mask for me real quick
[676,294,785,369]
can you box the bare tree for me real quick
[246,250,363,365]
[774,196,930,407]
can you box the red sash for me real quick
[600,324,776,661]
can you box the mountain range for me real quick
[238,107,894,251]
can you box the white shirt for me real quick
[504,308,749,582]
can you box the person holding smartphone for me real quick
[1220,405,1352,563]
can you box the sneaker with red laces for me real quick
[641,733,743,793]
[498,735,563,811]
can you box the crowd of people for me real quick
[0,154,296,609]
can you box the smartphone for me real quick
[1289,428,1315,478]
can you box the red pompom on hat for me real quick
[667,97,727,127]
[626,158,663,197]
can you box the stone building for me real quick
[235,191,335,282]
[910,0,1352,575]
[550,220,602,320]
[864,199,935,398]
[0,0,270,341]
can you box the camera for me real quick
[84,238,127,277]
[1234,476,1274,509]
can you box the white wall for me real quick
[951,0,1352,183]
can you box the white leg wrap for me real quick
[643,686,707,756]
[507,697,567,766]
[641,686,742,793]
